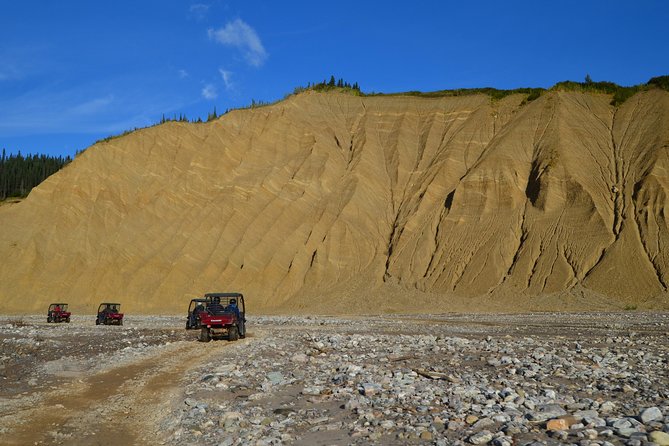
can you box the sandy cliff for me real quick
[1,89,668,314]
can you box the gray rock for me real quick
[527,404,567,422]
[612,418,633,430]
[469,430,494,445]
[491,437,512,446]
[472,418,495,430]
[640,407,663,423]
[616,427,641,438]
[301,386,322,396]
[359,382,382,396]
[574,410,600,420]
[266,371,284,385]
[583,416,606,427]
[291,353,309,363]
[600,401,616,413]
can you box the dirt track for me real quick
[0,316,246,445]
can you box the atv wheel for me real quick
[95,319,100,325]
[119,320,123,326]
[228,325,239,342]
[239,323,246,339]
[66,317,70,323]
[47,316,52,323]
[198,327,211,342]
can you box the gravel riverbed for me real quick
[1,312,668,445]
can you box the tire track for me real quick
[3,338,250,446]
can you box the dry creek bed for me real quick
[0,312,668,446]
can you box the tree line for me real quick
[0,149,72,199]
[293,76,362,95]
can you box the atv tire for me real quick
[47,316,52,323]
[198,327,211,342]
[66,317,70,323]
[228,325,239,342]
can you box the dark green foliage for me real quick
[525,89,543,102]
[293,77,363,96]
[647,75,669,91]
[551,79,647,106]
[207,107,218,122]
[97,128,139,144]
[551,74,669,105]
[372,87,545,104]
[0,149,71,199]
[611,87,642,106]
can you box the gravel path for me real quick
[1,312,668,445]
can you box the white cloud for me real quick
[201,83,218,100]
[208,19,268,67]
[219,68,234,90]
[189,3,210,21]
[178,69,189,79]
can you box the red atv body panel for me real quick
[200,313,235,327]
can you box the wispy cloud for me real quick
[201,83,218,99]
[208,19,268,67]
[0,80,186,136]
[70,95,115,114]
[189,3,210,21]
[0,65,21,81]
[178,69,189,79]
[219,68,234,90]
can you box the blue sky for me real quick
[1,0,668,157]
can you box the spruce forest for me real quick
[0,150,71,200]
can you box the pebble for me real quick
[128,314,669,446]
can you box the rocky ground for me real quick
[0,312,668,445]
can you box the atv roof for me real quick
[204,292,243,298]
[49,303,68,305]
[100,302,121,306]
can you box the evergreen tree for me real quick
[0,150,71,199]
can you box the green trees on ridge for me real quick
[0,149,71,199]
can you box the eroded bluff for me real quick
[1,90,668,313]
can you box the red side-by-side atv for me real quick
[47,303,71,323]
[196,293,246,342]
[96,303,124,326]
